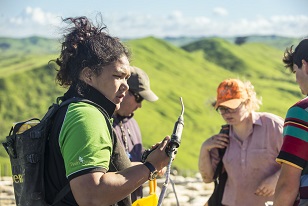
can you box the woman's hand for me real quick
[255,171,280,197]
[203,133,229,151]
[198,133,229,183]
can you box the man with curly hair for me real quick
[274,39,308,206]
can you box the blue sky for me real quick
[0,0,307,39]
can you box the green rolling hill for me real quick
[0,36,303,175]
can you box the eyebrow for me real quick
[115,66,128,73]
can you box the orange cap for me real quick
[214,79,248,109]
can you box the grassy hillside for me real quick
[0,36,302,176]
[0,36,59,56]
[165,35,300,50]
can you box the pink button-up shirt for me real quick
[210,112,284,206]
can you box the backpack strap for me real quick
[51,184,71,205]
[213,147,226,179]
[59,97,110,118]
[60,97,113,135]
[213,125,229,179]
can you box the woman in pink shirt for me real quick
[199,78,284,206]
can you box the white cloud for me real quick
[9,17,23,25]
[107,12,307,38]
[0,7,61,38]
[0,9,307,39]
[213,7,228,17]
[107,12,212,38]
[9,7,61,26]
[1,7,62,38]
[25,7,47,25]
[168,11,183,19]
[224,15,308,37]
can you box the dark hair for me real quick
[283,38,308,73]
[54,15,131,87]
[283,45,295,72]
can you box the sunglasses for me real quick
[129,90,144,103]
[216,102,244,115]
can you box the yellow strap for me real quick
[149,179,157,195]
[132,179,158,206]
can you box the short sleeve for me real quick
[59,102,113,177]
[276,105,308,169]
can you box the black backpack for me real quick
[2,97,110,206]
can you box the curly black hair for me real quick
[54,15,131,87]
[282,45,294,73]
[283,39,308,73]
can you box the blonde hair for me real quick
[243,80,262,112]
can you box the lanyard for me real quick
[119,120,132,159]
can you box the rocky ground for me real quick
[146,173,213,206]
[0,177,15,206]
[0,173,213,206]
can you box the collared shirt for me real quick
[210,112,284,206]
[112,114,143,162]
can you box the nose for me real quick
[121,81,129,91]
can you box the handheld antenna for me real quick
[165,97,184,157]
[158,97,185,206]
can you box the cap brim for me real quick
[139,90,159,102]
[215,99,242,109]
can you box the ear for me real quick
[80,67,93,84]
[302,60,308,74]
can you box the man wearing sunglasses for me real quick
[112,66,159,202]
